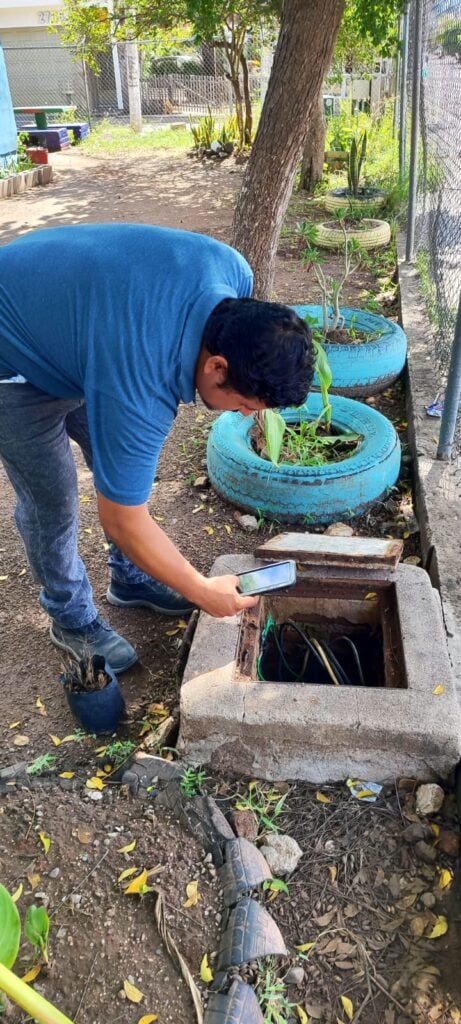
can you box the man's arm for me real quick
[97,493,258,618]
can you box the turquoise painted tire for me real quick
[207,394,401,524]
[293,304,407,398]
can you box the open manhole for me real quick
[237,577,405,689]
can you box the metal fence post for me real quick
[405,0,423,261]
[399,6,409,177]
[437,293,461,460]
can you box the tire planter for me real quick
[207,393,401,524]
[324,188,386,214]
[292,304,407,398]
[316,218,391,251]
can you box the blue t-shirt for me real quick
[0,224,253,504]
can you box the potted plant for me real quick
[60,653,125,734]
[325,131,386,213]
[207,344,401,525]
[313,203,391,252]
[292,221,407,396]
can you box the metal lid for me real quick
[254,532,403,577]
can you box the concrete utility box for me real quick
[179,534,461,783]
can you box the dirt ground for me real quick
[0,143,459,1024]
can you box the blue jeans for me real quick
[0,382,150,629]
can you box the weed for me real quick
[104,739,136,769]
[180,766,206,798]
[24,905,50,964]
[257,963,295,1024]
[26,754,57,776]
[234,781,288,836]
[82,119,191,156]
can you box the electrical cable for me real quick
[334,635,366,686]
[257,618,367,689]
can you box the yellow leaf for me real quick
[433,684,445,696]
[59,771,75,779]
[329,865,338,882]
[103,764,113,773]
[340,995,354,1021]
[430,822,440,838]
[316,791,331,804]
[153,515,165,522]
[18,568,26,576]
[61,734,78,743]
[137,1017,158,1024]
[50,735,62,746]
[118,840,136,854]
[9,721,22,729]
[22,964,42,984]
[203,525,214,536]
[296,1007,309,1024]
[35,697,46,716]
[11,883,23,903]
[123,980,144,1004]
[438,868,453,890]
[147,703,168,717]
[95,745,107,754]
[165,628,180,636]
[39,832,52,855]
[0,575,9,581]
[295,942,316,953]
[177,620,188,629]
[80,495,90,502]
[76,828,92,845]
[200,953,213,984]
[83,527,92,534]
[103,542,110,551]
[124,868,148,894]
[402,531,410,540]
[118,866,138,883]
[86,776,105,790]
[96,768,108,778]
[13,735,29,746]
[365,592,377,600]
[223,524,232,534]
[27,873,40,890]
[428,915,448,939]
[183,879,200,908]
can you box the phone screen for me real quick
[238,561,295,595]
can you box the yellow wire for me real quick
[311,638,341,686]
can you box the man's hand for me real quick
[199,574,259,617]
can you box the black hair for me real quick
[201,298,314,408]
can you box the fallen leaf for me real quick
[329,865,338,882]
[410,916,427,939]
[61,735,78,743]
[22,964,42,984]
[428,915,448,939]
[0,575,9,581]
[118,867,138,883]
[200,953,213,984]
[103,542,110,551]
[123,980,144,1004]
[432,684,445,696]
[59,771,75,780]
[183,879,200,908]
[18,568,26,576]
[438,868,453,890]
[50,735,62,746]
[9,721,22,729]
[165,628,180,636]
[118,840,136,854]
[95,745,107,754]
[340,995,354,1020]
[365,592,377,600]
[296,1006,309,1024]
[203,525,214,536]
[124,869,150,894]
[39,832,52,855]
[295,942,316,953]
[430,823,440,838]
[35,697,46,716]
[137,1017,158,1024]
[223,524,232,534]
[314,909,336,927]
[11,883,23,902]
[192,504,205,514]
[76,828,92,845]
[13,735,29,747]
[27,873,40,890]
[153,515,165,522]
[83,527,92,534]
[80,495,90,502]
[86,776,105,790]
[96,768,108,778]
[316,791,331,804]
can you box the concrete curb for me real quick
[397,233,461,698]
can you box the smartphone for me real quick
[237,560,297,596]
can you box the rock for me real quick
[232,809,259,842]
[193,475,209,488]
[324,522,354,537]
[421,891,436,908]
[236,514,259,533]
[414,840,437,864]
[259,833,302,876]
[49,867,60,879]
[402,822,432,844]
[284,966,305,987]
[438,829,460,857]
[416,783,445,816]
[0,762,27,780]
[87,790,103,801]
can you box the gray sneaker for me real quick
[49,614,138,674]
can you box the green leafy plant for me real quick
[263,878,290,895]
[257,963,295,1024]
[180,766,206,798]
[234,781,288,835]
[347,129,367,196]
[26,754,57,776]
[297,219,365,336]
[104,739,136,769]
[0,884,73,1023]
[436,18,461,63]
[189,107,217,150]
[24,905,50,964]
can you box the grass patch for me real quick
[81,118,191,156]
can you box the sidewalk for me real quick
[398,234,461,697]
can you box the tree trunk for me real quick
[299,89,326,192]
[240,51,252,146]
[232,0,346,299]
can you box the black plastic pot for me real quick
[61,663,125,734]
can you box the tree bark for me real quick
[232,0,346,298]
[299,88,326,192]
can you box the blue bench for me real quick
[20,126,71,151]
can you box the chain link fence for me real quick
[2,39,262,125]
[404,0,461,397]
